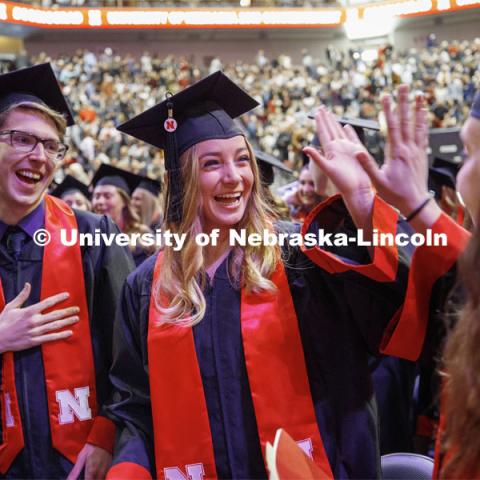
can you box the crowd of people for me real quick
[0,37,479,479]
[1,38,477,192]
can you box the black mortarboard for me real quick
[91,163,142,196]
[471,90,480,120]
[428,157,460,199]
[51,175,91,200]
[337,116,380,144]
[0,63,74,126]
[428,128,462,163]
[117,71,259,223]
[253,149,293,186]
[135,177,162,196]
[309,113,380,147]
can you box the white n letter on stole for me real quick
[297,438,314,459]
[55,386,92,424]
[4,393,14,427]
[164,463,205,480]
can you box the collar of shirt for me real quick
[0,200,45,242]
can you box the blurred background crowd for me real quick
[2,37,478,188]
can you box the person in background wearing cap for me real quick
[254,149,292,222]
[283,164,327,223]
[91,164,156,267]
[355,86,480,477]
[429,156,466,226]
[131,178,163,232]
[50,174,92,212]
[104,71,449,480]
[0,64,135,479]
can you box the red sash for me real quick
[148,253,333,480]
[0,196,97,473]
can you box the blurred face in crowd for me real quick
[92,184,125,227]
[0,109,61,221]
[62,191,90,212]
[298,167,319,207]
[197,135,254,233]
[457,116,480,222]
[131,187,145,215]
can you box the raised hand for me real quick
[0,283,79,353]
[304,106,374,199]
[355,85,435,215]
[303,106,375,233]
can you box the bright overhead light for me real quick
[0,3,6,20]
[344,6,396,39]
[344,17,396,39]
[240,0,251,6]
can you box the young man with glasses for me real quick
[0,64,134,479]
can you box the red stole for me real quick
[0,196,98,473]
[148,253,333,480]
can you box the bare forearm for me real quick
[342,189,375,257]
[396,197,443,234]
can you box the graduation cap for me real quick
[0,63,74,126]
[135,177,162,196]
[253,149,293,186]
[117,71,259,223]
[337,116,380,144]
[428,128,462,163]
[428,157,460,199]
[91,163,143,196]
[50,175,90,200]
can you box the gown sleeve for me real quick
[301,195,469,361]
[106,262,155,479]
[379,212,469,360]
[301,194,400,282]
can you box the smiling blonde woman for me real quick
[105,72,445,480]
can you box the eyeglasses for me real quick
[0,130,69,161]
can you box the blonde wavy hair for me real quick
[154,138,280,326]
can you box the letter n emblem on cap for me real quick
[164,463,205,480]
[164,118,178,132]
[55,386,92,424]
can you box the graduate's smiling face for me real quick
[298,167,318,207]
[92,185,126,228]
[197,135,254,233]
[131,188,146,215]
[0,109,61,218]
[62,191,90,212]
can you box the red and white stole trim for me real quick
[0,196,97,473]
[148,253,333,480]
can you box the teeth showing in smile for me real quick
[16,170,42,184]
[215,193,241,204]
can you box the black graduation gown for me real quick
[107,200,416,479]
[0,203,135,479]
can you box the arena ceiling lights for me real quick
[0,0,478,29]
